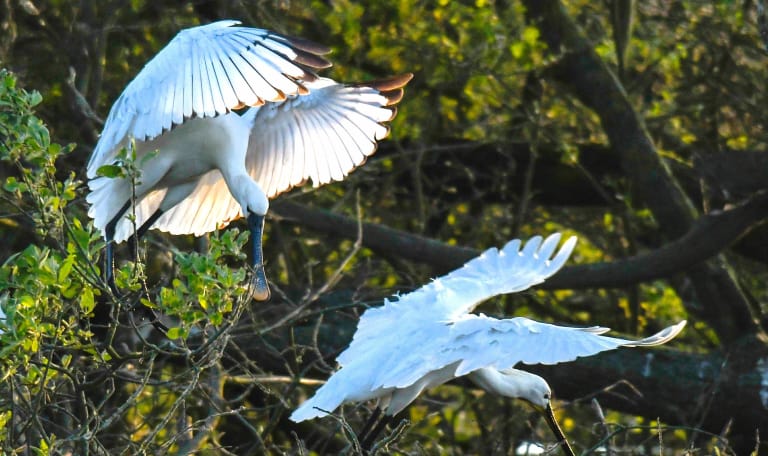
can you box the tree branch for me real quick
[520,0,762,342]
[549,191,768,289]
[271,191,768,290]
[270,200,478,275]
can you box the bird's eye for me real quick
[543,393,550,400]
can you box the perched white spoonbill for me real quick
[290,234,686,454]
[86,20,412,298]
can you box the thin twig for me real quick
[591,398,614,456]
[66,66,104,126]
[224,374,325,386]
[258,192,364,334]
[370,418,410,455]
[512,111,541,238]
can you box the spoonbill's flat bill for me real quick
[86,20,412,299]
[290,234,686,455]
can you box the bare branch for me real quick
[547,191,768,289]
[271,201,477,274]
[271,191,768,291]
[65,67,104,127]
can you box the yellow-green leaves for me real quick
[140,229,250,341]
[80,288,95,315]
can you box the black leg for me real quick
[104,241,117,294]
[103,203,169,333]
[126,208,164,260]
[247,212,270,301]
[357,407,383,445]
[127,208,170,333]
[104,201,131,295]
[360,413,395,453]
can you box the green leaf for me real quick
[166,326,184,339]
[521,25,540,44]
[3,176,19,192]
[27,90,42,107]
[80,288,95,315]
[58,254,75,282]
[96,164,124,178]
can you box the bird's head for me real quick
[469,367,552,409]
[469,368,575,454]
[520,377,575,456]
[518,373,552,411]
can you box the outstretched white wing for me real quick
[290,317,686,422]
[376,316,687,389]
[245,74,412,198]
[87,20,331,178]
[339,234,577,366]
[291,234,578,422]
[138,169,240,238]
[103,74,412,239]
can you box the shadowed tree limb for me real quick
[271,200,478,274]
[549,191,768,291]
[271,190,768,293]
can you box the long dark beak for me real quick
[544,402,576,456]
[247,212,270,301]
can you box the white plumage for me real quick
[87,20,410,242]
[290,233,686,423]
[85,20,411,297]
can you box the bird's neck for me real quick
[468,367,547,404]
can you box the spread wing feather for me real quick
[87,20,331,178]
[341,234,578,367]
[109,74,411,239]
[244,74,412,199]
[148,170,241,237]
[376,317,687,389]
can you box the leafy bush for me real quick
[0,69,261,454]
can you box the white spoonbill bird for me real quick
[290,234,686,455]
[86,20,412,299]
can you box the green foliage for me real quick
[0,72,44,154]
[0,73,80,244]
[144,230,249,339]
[0,69,100,453]
[0,71,258,454]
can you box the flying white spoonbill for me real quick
[86,20,412,299]
[290,233,686,454]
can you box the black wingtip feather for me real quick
[349,73,413,106]
[293,48,333,69]
[381,89,405,106]
[367,73,414,92]
[282,34,333,56]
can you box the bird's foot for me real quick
[250,264,271,301]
